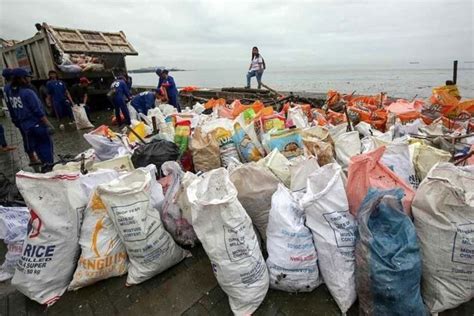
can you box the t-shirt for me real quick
[70,83,89,105]
[131,91,155,114]
[46,80,68,105]
[250,55,264,71]
[8,86,45,131]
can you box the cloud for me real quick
[1,0,472,69]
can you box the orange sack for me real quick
[346,146,415,217]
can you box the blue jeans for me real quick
[246,70,263,88]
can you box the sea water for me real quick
[132,66,474,99]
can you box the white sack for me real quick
[83,133,129,161]
[97,169,188,285]
[334,131,361,171]
[13,171,86,306]
[257,148,291,187]
[0,207,29,281]
[72,104,94,130]
[229,162,280,241]
[289,156,320,192]
[188,168,269,315]
[266,184,321,292]
[412,163,474,313]
[301,163,357,313]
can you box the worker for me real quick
[8,68,55,167]
[110,75,131,126]
[156,68,181,112]
[3,68,37,163]
[70,77,93,120]
[246,46,265,89]
[130,89,166,116]
[124,73,133,91]
[46,70,74,120]
[444,80,461,100]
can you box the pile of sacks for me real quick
[1,89,473,315]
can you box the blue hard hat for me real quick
[12,68,33,78]
[155,68,163,76]
[2,68,13,79]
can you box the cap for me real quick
[48,69,57,74]
[2,68,13,79]
[155,68,163,76]
[12,68,33,78]
[79,77,91,84]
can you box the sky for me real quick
[0,0,473,70]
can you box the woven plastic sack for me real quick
[0,206,29,282]
[347,146,415,217]
[266,184,321,292]
[189,127,221,172]
[301,163,356,313]
[188,168,269,315]
[302,136,334,166]
[412,163,474,313]
[97,169,188,285]
[334,131,361,171]
[355,188,426,316]
[229,162,280,241]
[83,128,128,161]
[411,143,451,181]
[161,161,198,247]
[232,115,265,162]
[289,156,319,192]
[13,171,86,306]
[257,148,291,187]
[72,104,94,130]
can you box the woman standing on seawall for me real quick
[246,46,266,89]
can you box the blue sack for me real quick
[355,188,427,316]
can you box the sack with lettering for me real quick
[0,206,29,281]
[97,169,188,286]
[188,168,269,315]
[229,162,280,241]
[356,188,426,316]
[69,170,128,291]
[412,163,474,313]
[300,163,356,313]
[266,184,321,292]
[13,171,86,306]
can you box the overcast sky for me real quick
[1,0,473,70]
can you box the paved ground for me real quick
[0,109,473,316]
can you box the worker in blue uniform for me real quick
[46,70,74,120]
[3,68,38,162]
[110,76,132,126]
[156,68,181,112]
[130,89,165,115]
[8,68,55,166]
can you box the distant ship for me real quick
[409,62,420,64]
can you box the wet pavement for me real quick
[0,110,473,316]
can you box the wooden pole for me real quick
[453,60,458,84]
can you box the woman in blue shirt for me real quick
[9,68,55,165]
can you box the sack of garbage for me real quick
[334,131,361,171]
[97,169,188,285]
[265,129,304,159]
[301,163,356,313]
[257,148,291,187]
[69,170,128,290]
[347,146,415,216]
[229,162,280,241]
[232,118,265,162]
[266,184,321,292]
[302,136,334,166]
[288,106,309,128]
[176,172,198,225]
[355,188,426,316]
[160,161,198,247]
[412,163,474,313]
[210,126,241,168]
[188,168,269,315]
[84,126,129,161]
[189,127,221,172]
[410,142,451,181]
[72,104,94,130]
[0,206,29,282]
[13,171,86,306]
[289,156,319,192]
[361,136,419,188]
[131,139,180,175]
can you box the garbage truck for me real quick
[0,23,138,108]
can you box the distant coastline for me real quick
[129,67,187,74]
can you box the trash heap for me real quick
[1,88,473,315]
